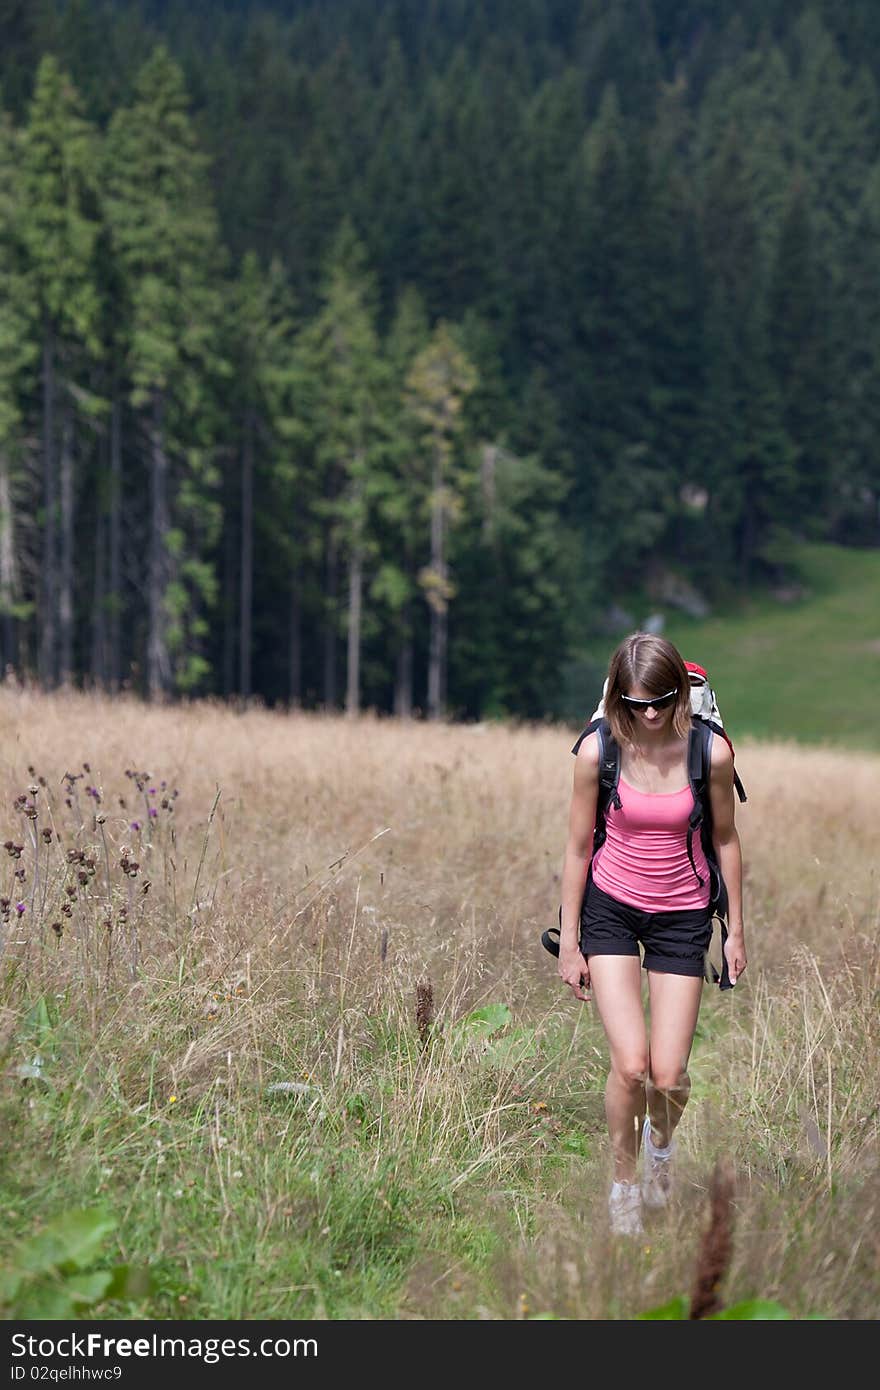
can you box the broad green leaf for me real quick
[16,1285,76,1320]
[66,1271,115,1305]
[0,1268,22,1302]
[17,1208,116,1275]
[638,1294,689,1319]
[482,1026,540,1067]
[456,1004,512,1040]
[104,1264,153,1301]
[708,1299,794,1320]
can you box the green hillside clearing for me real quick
[570,544,880,752]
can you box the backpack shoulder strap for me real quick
[691,715,747,803]
[685,719,711,888]
[570,719,598,756]
[596,720,622,811]
[688,717,712,804]
[570,718,621,814]
[687,717,736,991]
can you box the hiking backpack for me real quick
[543,661,746,990]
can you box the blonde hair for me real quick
[603,632,691,746]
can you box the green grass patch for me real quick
[570,543,880,751]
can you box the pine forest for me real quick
[1,0,879,719]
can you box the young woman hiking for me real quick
[558,632,746,1236]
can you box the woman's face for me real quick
[620,682,677,732]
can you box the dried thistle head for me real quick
[689,1157,736,1320]
[416,978,434,1047]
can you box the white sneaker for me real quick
[608,1180,644,1236]
[641,1115,674,1210]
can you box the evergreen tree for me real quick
[405,321,478,720]
[694,37,795,267]
[642,87,709,582]
[359,39,422,312]
[574,87,671,589]
[517,69,583,376]
[373,283,431,717]
[292,224,386,715]
[830,160,880,544]
[411,53,496,321]
[450,439,570,719]
[699,125,797,587]
[768,174,830,525]
[0,98,37,670]
[574,0,662,122]
[20,55,102,688]
[788,8,879,254]
[223,251,298,700]
[104,45,226,697]
[0,0,56,116]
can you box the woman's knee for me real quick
[649,1065,691,1096]
[611,1056,650,1090]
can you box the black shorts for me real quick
[580,879,713,979]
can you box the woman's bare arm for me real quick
[558,733,599,1000]
[709,736,747,985]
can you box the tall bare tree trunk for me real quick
[394,531,416,718]
[90,496,106,688]
[40,326,57,689]
[58,406,74,686]
[147,390,171,700]
[394,631,413,719]
[239,410,254,699]
[222,455,236,697]
[109,394,122,692]
[0,452,20,673]
[481,442,498,541]
[289,575,301,708]
[345,538,362,717]
[323,528,338,709]
[90,420,109,687]
[427,448,447,720]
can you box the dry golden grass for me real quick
[0,685,877,1319]
[4,688,875,967]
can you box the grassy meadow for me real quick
[0,683,878,1320]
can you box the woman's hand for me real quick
[724,929,747,986]
[559,946,591,1002]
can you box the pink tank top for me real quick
[592,777,711,911]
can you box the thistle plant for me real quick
[0,759,179,995]
[416,977,434,1049]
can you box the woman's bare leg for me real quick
[645,971,704,1147]
[588,955,648,1183]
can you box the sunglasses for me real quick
[620,688,678,712]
